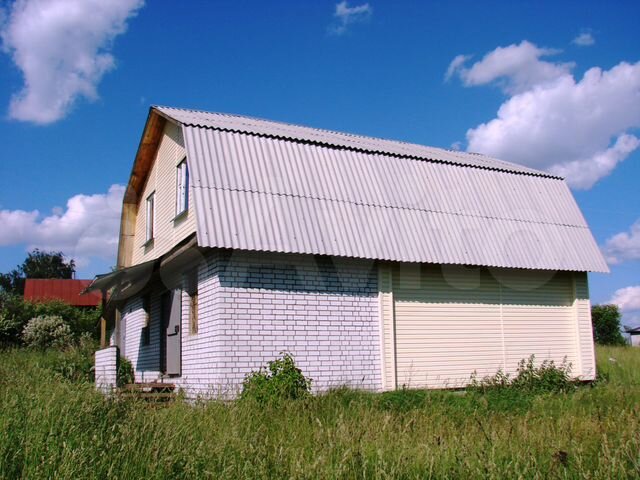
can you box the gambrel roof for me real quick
[147,106,608,272]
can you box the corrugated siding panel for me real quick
[183,125,608,272]
[132,122,197,266]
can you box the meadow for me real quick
[1,346,639,479]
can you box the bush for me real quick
[22,315,73,349]
[471,355,575,394]
[592,304,626,346]
[241,353,312,404]
[48,334,98,383]
[0,291,100,346]
[117,356,135,386]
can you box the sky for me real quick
[0,0,638,325]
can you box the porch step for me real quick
[118,382,177,403]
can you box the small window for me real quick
[176,159,189,216]
[187,269,198,335]
[146,192,155,243]
[142,294,151,345]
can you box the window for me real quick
[176,159,189,216]
[145,192,155,243]
[187,269,198,335]
[142,294,151,345]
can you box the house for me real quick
[24,279,102,307]
[625,326,640,346]
[89,106,608,397]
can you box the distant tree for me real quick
[21,249,75,280]
[0,249,75,295]
[591,304,627,346]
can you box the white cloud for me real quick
[448,41,574,94]
[444,54,471,82]
[449,41,640,189]
[0,0,143,124]
[573,32,595,47]
[329,1,371,35]
[0,184,124,267]
[609,286,640,313]
[604,219,640,265]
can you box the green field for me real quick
[1,346,639,479]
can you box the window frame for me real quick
[175,159,189,217]
[187,269,198,335]
[145,191,155,244]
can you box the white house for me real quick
[90,106,608,397]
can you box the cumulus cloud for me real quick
[0,185,124,267]
[609,285,640,313]
[573,32,595,47]
[329,1,371,35]
[447,41,640,189]
[604,219,640,265]
[0,0,143,124]
[447,41,573,94]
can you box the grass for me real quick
[1,347,639,479]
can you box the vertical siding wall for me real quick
[131,122,196,265]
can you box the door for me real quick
[162,289,182,376]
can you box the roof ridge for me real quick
[152,105,558,179]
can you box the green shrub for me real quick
[241,353,312,404]
[0,291,100,346]
[48,334,98,383]
[592,304,627,346]
[471,355,575,394]
[117,356,135,386]
[0,310,22,347]
[22,315,73,349]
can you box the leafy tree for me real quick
[0,249,75,295]
[591,304,627,346]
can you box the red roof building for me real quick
[23,279,102,307]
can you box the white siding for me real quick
[131,122,196,266]
[383,264,595,389]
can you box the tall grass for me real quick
[1,346,639,479]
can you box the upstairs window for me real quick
[176,159,189,216]
[145,192,155,243]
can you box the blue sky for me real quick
[0,1,638,323]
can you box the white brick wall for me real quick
[121,293,163,383]
[121,249,382,398]
[95,346,118,394]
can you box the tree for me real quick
[591,304,627,346]
[0,249,76,295]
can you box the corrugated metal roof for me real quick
[154,106,609,273]
[24,279,102,306]
[155,106,549,177]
